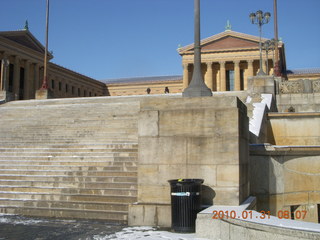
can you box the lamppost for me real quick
[40,0,50,90]
[250,10,271,76]
[263,39,277,76]
[182,0,212,97]
[273,0,281,76]
[263,39,273,75]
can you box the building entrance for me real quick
[226,70,234,91]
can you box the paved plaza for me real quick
[0,214,207,240]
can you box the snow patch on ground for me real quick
[0,213,48,225]
[93,226,209,240]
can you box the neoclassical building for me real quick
[105,75,183,96]
[105,28,288,96]
[2,27,318,99]
[178,29,286,91]
[0,28,107,101]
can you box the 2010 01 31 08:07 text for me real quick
[212,210,307,220]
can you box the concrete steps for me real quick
[0,97,140,222]
[0,180,137,189]
[0,198,129,210]
[0,187,137,196]
[0,206,129,222]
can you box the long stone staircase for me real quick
[0,97,140,223]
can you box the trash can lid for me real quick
[168,179,204,184]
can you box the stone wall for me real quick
[276,93,320,113]
[129,96,249,227]
[276,79,320,112]
[279,79,320,94]
[250,145,320,223]
[268,112,320,145]
[197,209,320,240]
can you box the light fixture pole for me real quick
[250,10,271,76]
[262,39,275,75]
[273,0,281,76]
[182,0,212,97]
[40,0,50,90]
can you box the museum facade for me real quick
[105,29,288,96]
[1,27,319,99]
[0,28,107,101]
[179,29,286,91]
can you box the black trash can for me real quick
[168,178,204,233]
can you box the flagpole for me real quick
[273,0,280,76]
[41,0,49,89]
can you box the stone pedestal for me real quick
[35,89,53,100]
[247,75,276,98]
[129,96,250,227]
[0,91,15,102]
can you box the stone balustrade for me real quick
[279,79,320,94]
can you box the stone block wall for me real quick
[250,145,320,223]
[247,76,276,98]
[268,112,320,145]
[276,93,320,112]
[276,79,320,112]
[129,96,249,227]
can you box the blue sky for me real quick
[1,0,319,80]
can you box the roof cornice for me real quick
[178,30,270,55]
[0,29,53,58]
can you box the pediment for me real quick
[179,30,265,54]
[202,36,258,51]
[0,30,46,54]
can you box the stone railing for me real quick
[313,80,320,92]
[279,79,320,94]
[196,196,320,240]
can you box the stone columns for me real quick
[182,63,189,89]
[265,59,269,75]
[34,63,40,90]
[28,62,35,99]
[205,62,213,90]
[220,61,226,91]
[234,60,241,91]
[13,56,20,99]
[0,56,9,91]
[246,60,254,91]
[23,60,30,99]
[247,60,254,77]
[0,54,13,101]
[0,60,2,91]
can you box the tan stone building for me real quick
[178,29,286,91]
[105,29,287,96]
[105,75,183,96]
[286,68,320,81]
[105,29,320,96]
[0,29,107,101]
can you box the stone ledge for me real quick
[128,203,171,227]
[268,112,320,118]
[250,144,320,156]
[196,196,320,240]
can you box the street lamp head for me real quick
[249,13,256,24]
[264,12,271,23]
[263,40,273,51]
[256,10,263,21]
